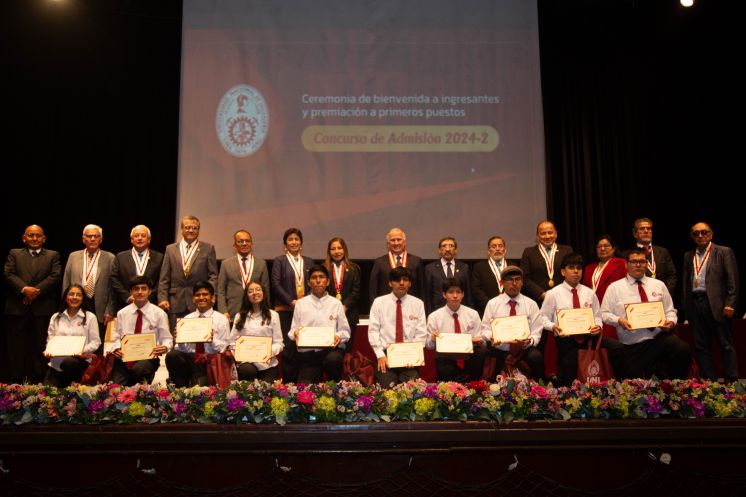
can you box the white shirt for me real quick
[540,282,602,331]
[368,293,427,359]
[426,303,482,349]
[230,309,284,370]
[113,301,173,350]
[480,293,545,351]
[46,309,101,371]
[601,275,677,345]
[289,293,351,352]
[174,308,230,354]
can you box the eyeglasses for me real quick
[182,226,200,231]
[627,259,648,266]
[83,234,101,239]
[691,230,711,237]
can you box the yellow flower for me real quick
[414,397,437,416]
[384,390,399,414]
[271,397,288,417]
[317,396,336,413]
[128,402,145,417]
[203,401,215,417]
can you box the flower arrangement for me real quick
[1,378,744,426]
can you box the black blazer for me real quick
[682,243,739,322]
[470,259,520,315]
[326,262,361,328]
[110,249,164,311]
[519,244,574,304]
[423,259,471,315]
[4,247,61,316]
[647,245,678,297]
[271,254,314,307]
[368,253,423,304]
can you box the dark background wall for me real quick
[2,0,743,329]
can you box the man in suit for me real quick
[682,222,739,382]
[472,235,509,316]
[423,236,471,315]
[158,215,218,331]
[62,224,116,339]
[217,229,270,321]
[520,221,574,353]
[632,217,677,297]
[3,225,62,383]
[369,227,423,303]
[110,225,164,312]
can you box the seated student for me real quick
[165,281,230,387]
[229,281,284,382]
[480,266,545,381]
[43,284,101,387]
[601,248,690,380]
[368,267,427,386]
[111,276,172,386]
[289,264,350,384]
[540,253,623,386]
[426,277,485,382]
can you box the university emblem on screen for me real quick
[216,84,269,157]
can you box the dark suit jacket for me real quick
[326,262,361,328]
[4,247,62,316]
[471,259,520,315]
[63,249,116,321]
[217,255,270,317]
[368,253,423,304]
[158,241,218,314]
[110,248,164,311]
[423,259,471,315]
[519,244,574,304]
[645,245,677,297]
[682,243,739,322]
[271,254,314,307]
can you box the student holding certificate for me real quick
[229,281,283,382]
[426,277,484,382]
[43,284,101,387]
[540,253,623,386]
[480,266,545,381]
[368,267,427,386]
[111,276,172,386]
[165,281,230,387]
[289,265,350,384]
[601,248,690,380]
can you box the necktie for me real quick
[446,262,453,278]
[571,288,580,309]
[645,245,652,259]
[395,299,404,343]
[637,280,648,302]
[396,255,402,267]
[241,256,248,274]
[509,300,517,316]
[85,252,95,298]
[134,309,143,334]
[508,300,522,357]
[194,313,207,363]
[453,312,464,369]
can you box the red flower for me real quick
[468,380,488,392]
[660,380,674,394]
[297,390,315,405]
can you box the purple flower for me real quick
[356,396,373,413]
[173,402,187,415]
[643,395,662,415]
[424,384,438,399]
[0,394,13,410]
[226,398,246,411]
[87,400,105,413]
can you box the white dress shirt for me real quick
[113,301,173,350]
[46,309,101,371]
[540,282,602,331]
[425,304,482,349]
[480,293,545,351]
[601,275,677,345]
[230,309,284,370]
[289,293,351,352]
[368,293,427,359]
[174,308,230,354]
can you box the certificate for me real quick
[491,315,530,343]
[234,336,272,363]
[104,319,117,343]
[556,308,596,335]
[625,301,666,329]
[44,335,86,357]
[386,342,425,368]
[175,317,212,343]
[121,334,156,362]
[296,326,335,347]
[435,333,474,354]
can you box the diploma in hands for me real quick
[491,315,530,343]
[556,308,596,335]
[175,317,212,343]
[234,336,272,363]
[625,301,666,329]
[121,334,156,362]
[44,335,86,357]
[296,326,335,347]
[435,333,473,354]
[386,342,425,368]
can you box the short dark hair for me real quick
[625,247,647,261]
[283,227,303,245]
[389,266,412,282]
[441,277,464,293]
[560,253,584,269]
[193,281,215,295]
[438,236,457,248]
[308,264,329,278]
[129,275,152,289]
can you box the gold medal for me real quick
[296,285,305,298]
[694,278,699,287]
[548,279,554,288]
[336,292,342,300]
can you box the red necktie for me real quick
[395,299,404,343]
[241,256,248,273]
[571,288,584,344]
[509,300,517,316]
[453,312,464,369]
[134,309,143,334]
[637,280,648,302]
[508,300,522,356]
[194,314,206,363]
[645,245,651,258]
